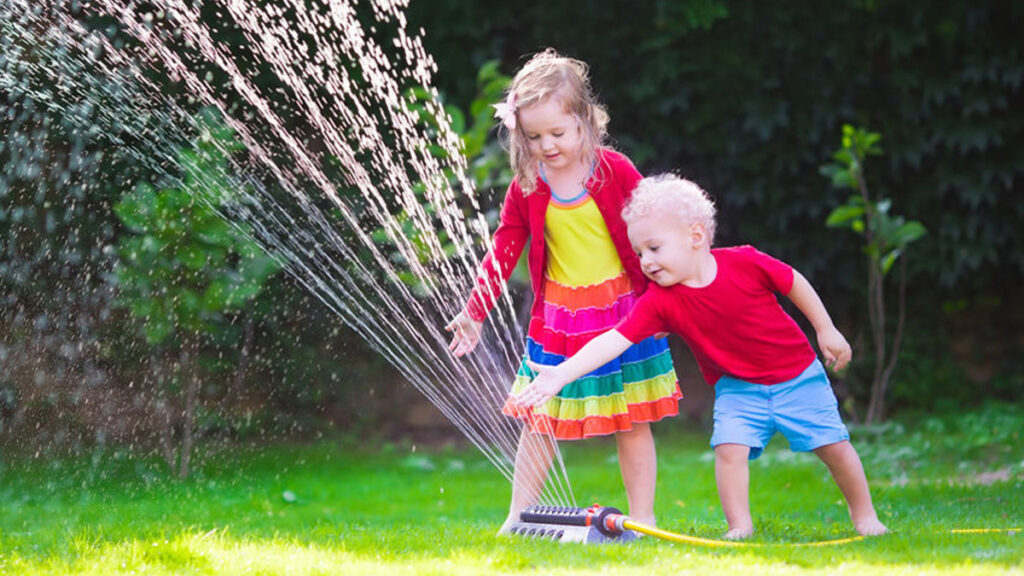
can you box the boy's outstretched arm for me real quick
[787,270,852,372]
[515,329,633,408]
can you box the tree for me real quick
[821,125,927,423]
[113,110,280,477]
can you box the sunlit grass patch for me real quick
[0,403,1022,575]
[12,530,508,576]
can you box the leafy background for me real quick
[0,0,1021,456]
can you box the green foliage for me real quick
[4,1,1020,448]
[821,125,927,422]
[111,110,281,477]
[404,58,511,190]
[113,111,280,345]
[409,2,1023,365]
[459,61,516,205]
[823,125,927,277]
[1,9,171,449]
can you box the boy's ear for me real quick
[691,222,709,249]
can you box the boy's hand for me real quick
[445,312,483,357]
[817,326,852,372]
[515,360,569,408]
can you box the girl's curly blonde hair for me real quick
[498,49,609,194]
[622,174,718,244]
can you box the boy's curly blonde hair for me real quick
[499,48,609,194]
[622,174,717,244]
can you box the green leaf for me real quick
[476,59,501,83]
[826,204,865,227]
[832,149,854,166]
[114,183,157,231]
[240,253,280,282]
[180,245,209,270]
[880,248,903,275]
[144,313,174,345]
[446,105,466,134]
[893,221,927,245]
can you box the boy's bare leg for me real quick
[499,425,557,534]
[813,440,888,536]
[615,422,658,526]
[714,443,754,539]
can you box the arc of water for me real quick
[2,1,579,509]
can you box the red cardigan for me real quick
[464,148,648,324]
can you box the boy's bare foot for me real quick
[855,519,888,536]
[723,527,754,540]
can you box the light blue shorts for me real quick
[710,359,849,460]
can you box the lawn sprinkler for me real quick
[507,504,737,546]
[506,505,638,544]
[508,504,868,547]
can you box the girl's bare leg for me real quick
[714,443,754,539]
[499,425,557,534]
[813,440,888,535]
[615,422,658,526]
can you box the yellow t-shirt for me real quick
[544,194,623,287]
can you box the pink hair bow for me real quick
[492,92,517,130]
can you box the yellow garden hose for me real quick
[619,518,864,548]
[619,519,1021,547]
[948,528,1021,534]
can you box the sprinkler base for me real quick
[506,521,639,544]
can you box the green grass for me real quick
[1,402,1022,575]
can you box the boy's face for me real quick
[628,212,704,287]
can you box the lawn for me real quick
[1,403,1021,575]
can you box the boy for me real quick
[515,174,887,539]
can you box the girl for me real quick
[445,49,681,533]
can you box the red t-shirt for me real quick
[616,246,817,386]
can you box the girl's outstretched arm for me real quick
[787,270,852,372]
[515,329,633,407]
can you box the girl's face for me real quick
[517,96,583,172]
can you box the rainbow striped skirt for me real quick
[504,272,681,439]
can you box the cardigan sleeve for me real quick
[463,180,531,322]
[602,149,648,295]
[615,152,643,202]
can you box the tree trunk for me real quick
[230,308,254,399]
[156,350,177,472]
[179,341,199,479]
[864,266,879,422]
[876,257,910,421]
[856,172,890,424]
[866,259,887,424]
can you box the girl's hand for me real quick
[514,360,569,408]
[817,326,852,372]
[445,312,483,357]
